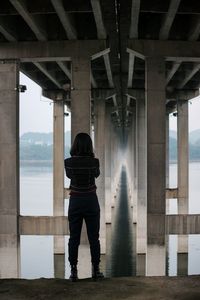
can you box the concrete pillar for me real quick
[136,97,147,276]
[132,107,137,224]
[53,96,65,278]
[71,57,91,142]
[105,105,112,224]
[111,123,117,207]
[145,57,166,276]
[177,100,188,275]
[94,98,106,254]
[70,57,91,270]
[165,113,170,276]
[0,62,20,278]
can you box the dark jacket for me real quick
[64,156,100,193]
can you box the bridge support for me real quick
[145,57,166,276]
[177,100,189,275]
[105,105,112,224]
[0,62,20,278]
[136,96,147,276]
[165,112,170,275]
[71,57,91,142]
[94,96,106,254]
[53,95,65,278]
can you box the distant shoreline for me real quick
[20,160,53,167]
[20,159,200,166]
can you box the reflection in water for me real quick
[20,163,200,278]
[108,166,135,277]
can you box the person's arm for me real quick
[64,160,72,179]
[95,158,100,178]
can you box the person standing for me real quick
[64,132,104,281]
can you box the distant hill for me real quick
[21,131,71,146]
[20,131,71,161]
[190,129,200,145]
[169,130,200,161]
[20,130,200,161]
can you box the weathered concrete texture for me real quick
[0,276,200,300]
[0,63,20,278]
[71,57,91,142]
[145,57,166,276]
[94,97,106,253]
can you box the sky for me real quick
[19,72,71,136]
[19,72,200,136]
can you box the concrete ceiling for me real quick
[0,0,200,127]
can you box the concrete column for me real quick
[94,98,106,254]
[0,62,20,278]
[177,100,188,275]
[165,113,170,276]
[111,123,116,207]
[136,97,147,276]
[105,105,112,224]
[53,96,65,278]
[71,57,91,142]
[132,107,137,224]
[145,57,166,276]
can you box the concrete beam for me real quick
[56,61,71,80]
[166,188,178,199]
[51,0,77,40]
[20,65,48,89]
[127,52,135,88]
[188,17,200,41]
[103,53,114,88]
[159,0,181,40]
[91,0,106,39]
[178,63,200,89]
[0,40,106,61]
[166,89,199,100]
[18,214,200,235]
[33,62,62,89]
[19,216,69,235]
[166,215,200,235]
[128,39,200,61]
[91,72,97,88]
[9,0,47,41]
[166,62,181,84]
[129,0,141,38]
[0,17,17,41]
[56,61,97,88]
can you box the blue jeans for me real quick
[68,192,101,266]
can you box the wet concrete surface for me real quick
[0,276,200,300]
[110,168,135,277]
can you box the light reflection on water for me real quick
[20,162,200,278]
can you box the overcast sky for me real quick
[19,72,200,136]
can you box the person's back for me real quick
[64,132,104,281]
[64,156,100,194]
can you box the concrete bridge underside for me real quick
[1,0,200,278]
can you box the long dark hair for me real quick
[70,132,94,157]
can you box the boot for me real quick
[92,264,104,280]
[69,265,78,282]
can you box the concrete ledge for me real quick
[166,214,200,234]
[19,216,69,235]
[166,188,178,199]
[64,188,70,199]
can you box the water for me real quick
[19,162,200,278]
